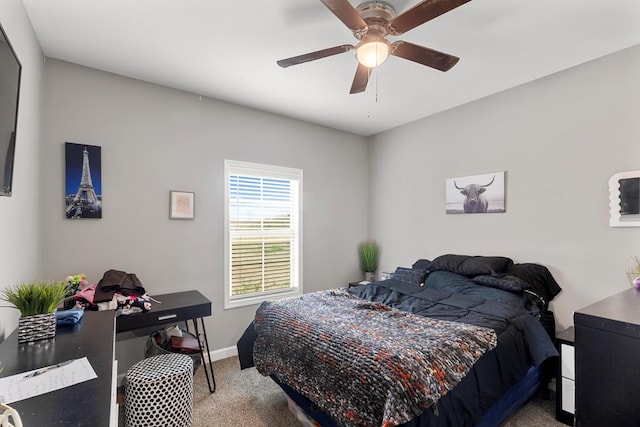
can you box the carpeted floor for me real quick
[121,356,566,426]
[191,357,298,426]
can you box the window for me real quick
[224,160,302,309]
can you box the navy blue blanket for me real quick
[352,273,556,366]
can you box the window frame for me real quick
[223,159,303,309]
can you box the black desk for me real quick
[0,310,116,426]
[116,290,216,392]
[0,290,215,425]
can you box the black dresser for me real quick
[574,288,640,427]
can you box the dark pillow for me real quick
[428,254,514,277]
[506,263,562,309]
[393,267,428,286]
[473,274,530,293]
[411,259,431,271]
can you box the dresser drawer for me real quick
[556,326,575,425]
[561,377,575,413]
[561,343,574,380]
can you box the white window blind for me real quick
[224,160,302,309]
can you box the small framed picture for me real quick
[169,190,195,220]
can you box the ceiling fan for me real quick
[277,0,471,94]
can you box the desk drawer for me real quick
[116,291,211,333]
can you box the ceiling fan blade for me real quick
[320,0,368,33]
[391,41,459,71]
[277,44,354,68]
[350,63,370,94]
[388,0,472,35]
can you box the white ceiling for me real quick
[21,0,640,136]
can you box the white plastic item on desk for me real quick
[0,403,23,427]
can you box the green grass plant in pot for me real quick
[1,280,69,343]
[359,241,379,282]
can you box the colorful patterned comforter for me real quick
[253,289,497,427]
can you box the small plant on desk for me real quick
[1,280,69,343]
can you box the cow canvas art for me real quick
[446,171,505,214]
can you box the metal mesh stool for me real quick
[124,353,194,427]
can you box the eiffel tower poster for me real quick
[65,142,102,219]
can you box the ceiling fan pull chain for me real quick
[376,70,379,103]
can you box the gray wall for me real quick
[4,2,639,367]
[0,0,44,339]
[40,59,369,370]
[369,44,640,329]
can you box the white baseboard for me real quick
[209,345,238,362]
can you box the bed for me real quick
[237,254,561,427]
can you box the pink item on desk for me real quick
[74,283,97,304]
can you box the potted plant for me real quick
[359,241,379,282]
[1,280,69,343]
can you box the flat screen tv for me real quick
[0,22,21,197]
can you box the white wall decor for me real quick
[609,170,640,227]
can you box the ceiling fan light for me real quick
[356,41,389,68]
